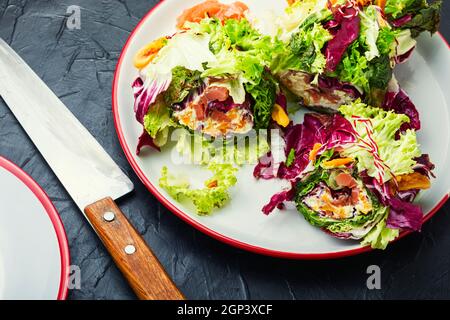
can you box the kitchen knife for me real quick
[0,38,184,300]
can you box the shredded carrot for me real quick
[207,180,218,188]
[322,158,354,168]
[309,143,323,162]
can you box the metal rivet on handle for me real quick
[125,245,136,255]
[103,211,115,222]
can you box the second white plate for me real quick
[0,157,70,299]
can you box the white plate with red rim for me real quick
[113,0,450,259]
[0,157,70,299]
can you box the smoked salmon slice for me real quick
[335,172,357,189]
[177,0,249,29]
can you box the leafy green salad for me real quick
[130,0,441,249]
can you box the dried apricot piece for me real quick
[271,104,290,127]
[133,37,167,69]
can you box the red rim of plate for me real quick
[112,0,450,260]
[0,157,70,299]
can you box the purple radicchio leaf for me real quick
[132,73,171,124]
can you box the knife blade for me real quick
[0,39,133,210]
[0,38,184,300]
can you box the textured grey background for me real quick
[0,0,449,300]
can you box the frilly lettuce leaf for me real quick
[245,71,277,129]
[174,128,270,166]
[332,41,370,93]
[385,0,441,37]
[361,213,400,250]
[143,97,177,147]
[401,1,442,37]
[190,18,282,120]
[160,163,238,215]
[193,18,281,85]
[376,27,398,57]
[164,66,202,106]
[339,101,421,181]
[385,0,423,19]
[289,22,333,75]
[360,5,380,61]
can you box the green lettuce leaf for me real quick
[277,0,331,41]
[194,18,283,123]
[159,163,238,215]
[164,66,202,106]
[402,1,442,37]
[289,22,333,75]
[360,5,380,61]
[286,148,296,167]
[339,101,421,181]
[385,0,441,37]
[272,10,332,76]
[143,97,177,147]
[203,43,267,86]
[245,71,277,129]
[332,41,370,93]
[327,204,387,238]
[310,9,399,97]
[376,27,398,57]
[367,55,392,90]
[197,18,282,86]
[385,0,425,19]
[331,27,394,96]
[361,213,400,250]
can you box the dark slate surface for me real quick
[0,0,449,300]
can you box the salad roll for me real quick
[273,0,441,112]
[262,101,434,249]
[132,0,287,154]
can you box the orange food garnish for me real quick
[133,37,167,69]
[322,158,354,168]
[236,119,246,130]
[177,0,248,30]
[309,143,323,162]
[207,180,218,188]
[394,172,431,191]
[271,104,290,127]
[357,0,372,6]
[228,109,239,120]
[376,0,386,12]
[210,110,229,123]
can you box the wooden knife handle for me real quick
[84,197,185,300]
